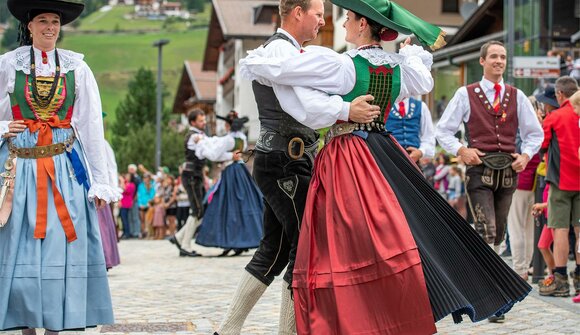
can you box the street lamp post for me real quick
[152,39,170,170]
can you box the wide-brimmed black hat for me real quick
[8,0,85,25]
[217,111,249,132]
[535,84,559,109]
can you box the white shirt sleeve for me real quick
[71,61,121,203]
[419,101,435,158]
[195,134,235,162]
[515,89,544,157]
[397,45,434,101]
[435,87,470,156]
[273,85,350,129]
[239,42,353,129]
[240,44,356,95]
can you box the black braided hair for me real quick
[17,22,33,46]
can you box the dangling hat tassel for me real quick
[430,30,447,51]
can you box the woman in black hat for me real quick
[241,0,531,333]
[192,111,264,257]
[0,1,118,333]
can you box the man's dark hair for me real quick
[187,109,204,124]
[480,41,505,59]
[555,76,579,99]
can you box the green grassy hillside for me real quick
[76,5,210,32]
[59,29,208,124]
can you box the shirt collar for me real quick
[33,46,55,57]
[276,28,301,50]
[189,126,204,134]
[480,77,504,92]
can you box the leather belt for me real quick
[480,152,514,170]
[8,134,75,159]
[256,131,318,160]
[326,122,386,142]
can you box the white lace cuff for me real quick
[399,45,433,70]
[88,183,122,203]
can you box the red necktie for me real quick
[41,51,48,64]
[493,83,501,112]
[399,101,406,117]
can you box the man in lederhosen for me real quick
[214,1,380,333]
[169,109,206,257]
[436,41,543,321]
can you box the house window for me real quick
[442,0,459,13]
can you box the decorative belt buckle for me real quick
[288,137,305,160]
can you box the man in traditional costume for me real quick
[436,41,543,322]
[214,0,380,333]
[386,97,435,162]
[170,109,206,257]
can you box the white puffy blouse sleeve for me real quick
[397,45,434,101]
[195,134,235,162]
[71,61,121,203]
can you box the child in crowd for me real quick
[152,195,166,240]
[532,183,555,288]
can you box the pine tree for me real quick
[112,67,157,136]
[112,67,183,174]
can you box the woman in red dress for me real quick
[241,1,531,334]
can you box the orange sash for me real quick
[24,115,77,243]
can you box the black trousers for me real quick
[245,151,313,286]
[181,170,205,219]
[465,164,517,245]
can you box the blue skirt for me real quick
[0,128,114,331]
[196,162,264,249]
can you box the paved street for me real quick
[5,240,579,334]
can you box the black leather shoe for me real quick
[169,236,181,250]
[232,248,249,256]
[179,249,201,257]
[218,249,232,257]
[488,315,505,323]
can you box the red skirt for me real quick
[293,134,436,335]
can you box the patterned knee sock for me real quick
[278,280,296,335]
[217,270,268,335]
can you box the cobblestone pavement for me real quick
[5,240,579,334]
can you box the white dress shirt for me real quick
[239,30,434,130]
[435,77,543,158]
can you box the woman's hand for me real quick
[233,150,242,161]
[399,37,412,49]
[2,120,27,138]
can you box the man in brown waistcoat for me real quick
[435,41,543,298]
